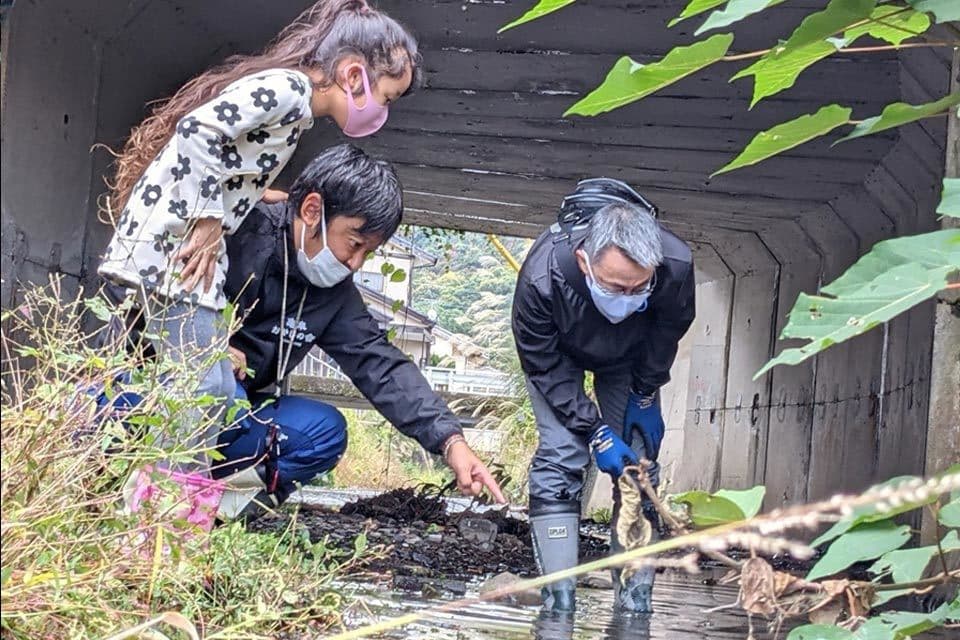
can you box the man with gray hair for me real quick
[511,177,696,614]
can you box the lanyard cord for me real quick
[276,224,307,398]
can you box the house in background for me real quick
[353,234,438,306]
[294,234,512,398]
[359,284,436,368]
[430,325,486,372]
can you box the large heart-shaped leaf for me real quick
[669,0,729,27]
[837,93,960,144]
[715,485,766,518]
[844,5,931,46]
[811,475,943,547]
[787,625,855,640]
[775,0,876,56]
[938,178,960,219]
[731,39,844,108]
[697,0,784,35]
[907,0,960,23]
[565,34,734,116]
[714,104,851,175]
[498,0,576,33]
[807,521,911,581]
[671,490,745,527]
[756,229,960,377]
[858,598,960,639]
[940,496,960,527]
[869,530,960,605]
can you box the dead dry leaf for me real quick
[617,471,653,551]
[740,557,780,616]
[808,598,843,625]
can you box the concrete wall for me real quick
[1,3,103,308]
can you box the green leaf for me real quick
[670,0,728,26]
[788,625,855,640]
[697,0,784,35]
[811,477,925,547]
[84,296,113,322]
[221,300,236,326]
[713,105,851,175]
[756,229,960,377]
[807,521,911,581]
[731,39,843,107]
[775,0,876,56]
[671,490,746,527]
[869,530,960,605]
[907,0,960,23]
[844,6,931,46]
[862,598,960,639]
[837,93,960,144]
[498,0,576,33]
[937,178,960,219]
[391,299,404,313]
[714,485,766,518]
[354,532,368,554]
[940,496,960,527]
[565,34,734,117]
[390,269,407,283]
[380,262,395,276]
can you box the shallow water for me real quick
[332,574,826,639]
[297,489,953,640]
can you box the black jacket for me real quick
[223,201,462,454]
[511,224,695,435]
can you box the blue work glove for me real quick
[589,424,639,479]
[624,391,665,462]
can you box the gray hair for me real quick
[582,202,663,268]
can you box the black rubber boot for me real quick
[530,500,581,612]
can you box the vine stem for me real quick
[872,570,960,592]
[626,461,743,570]
[722,41,957,63]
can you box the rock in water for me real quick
[479,572,543,607]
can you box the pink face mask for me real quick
[342,65,389,138]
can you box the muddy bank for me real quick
[250,487,604,593]
[249,487,811,598]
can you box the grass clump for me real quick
[1,279,361,639]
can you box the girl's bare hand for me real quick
[173,217,223,293]
[262,188,288,204]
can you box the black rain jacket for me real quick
[511,224,696,435]
[224,201,462,454]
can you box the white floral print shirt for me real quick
[99,68,314,310]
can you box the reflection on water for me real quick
[334,574,956,639]
[336,574,792,639]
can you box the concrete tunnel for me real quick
[1,1,956,510]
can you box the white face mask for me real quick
[582,253,652,324]
[296,211,352,288]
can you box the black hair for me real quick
[288,143,403,241]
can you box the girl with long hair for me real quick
[99,0,420,531]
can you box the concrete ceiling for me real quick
[64,0,908,239]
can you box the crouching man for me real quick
[511,178,695,613]
[213,144,505,518]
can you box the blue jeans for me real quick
[211,386,349,501]
[92,380,348,504]
[143,300,235,470]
